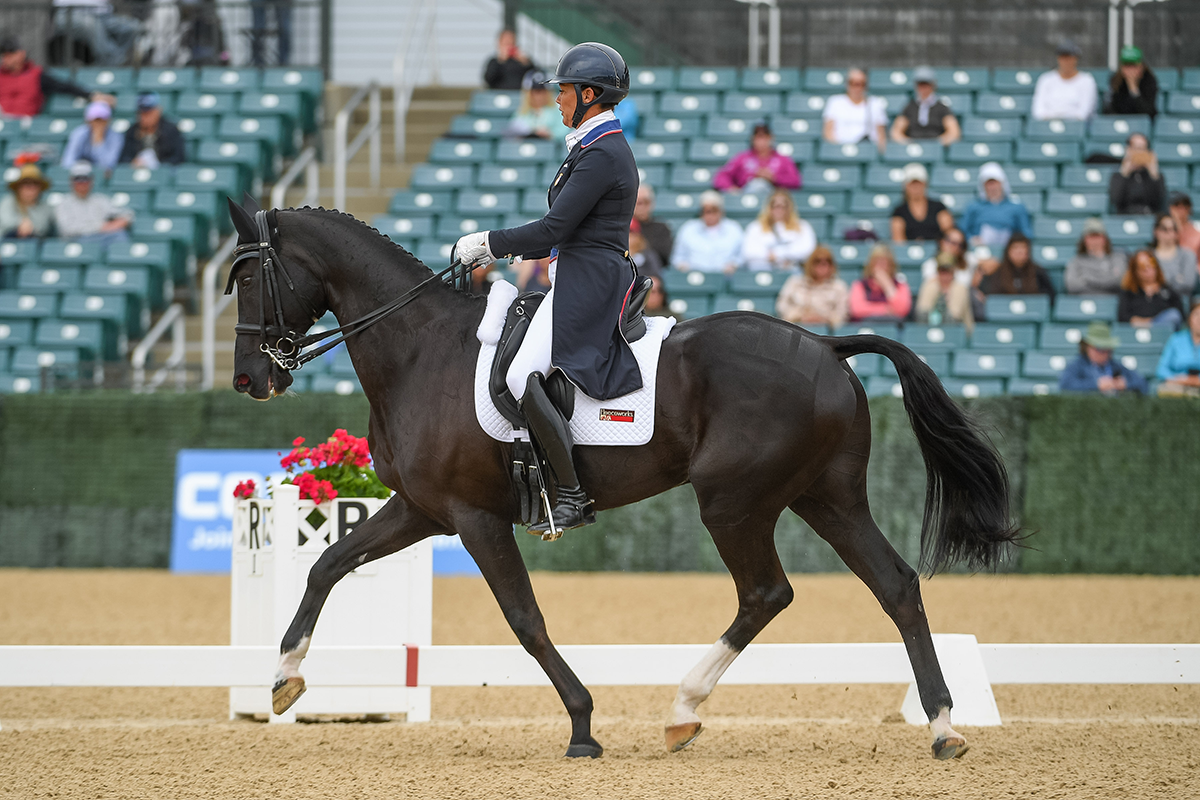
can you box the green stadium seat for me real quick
[882,348,950,377]
[936,67,990,91]
[262,67,322,98]
[1038,323,1084,351]
[879,94,911,115]
[24,116,74,144]
[729,269,789,296]
[411,164,475,190]
[138,68,196,92]
[865,375,904,398]
[933,190,974,214]
[783,93,830,118]
[175,115,218,142]
[1032,216,1083,244]
[1087,115,1151,142]
[808,164,863,191]
[721,92,783,116]
[775,140,813,162]
[1180,69,1200,92]
[960,117,1020,143]
[1017,140,1081,164]
[831,215,889,240]
[10,345,84,378]
[628,140,684,164]
[985,294,1050,323]
[803,68,850,93]
[196,140,266,181]
[1060,164,1117,190]
[864,163,911,191]
[447,115,504,139]
[0,240,40,265]
[60,291,143,339]
[1009,164,1058,191]
[175,91,238,116]
[1007,378,1060,395]
[104,191,152,217]
[1116,352,1155,378]
[1110,323,1170,356]
[501,213,539,229]
[975,92,1032,116]
[0,316,34,347]
[1155,140,1197,164]
[816,141,878,163]
[704,115,757,139]
[1152,115,1199,141]
[830,240,872,267]
[679,139,732,165]
[174,164,243,199]
[769,115,822,141]
[1023,350,1071,378]
[372,214,434,241]
[796,190,848,215]
[455,190,519,215]
[16,265,80,292]
[477,164,540,190]
[107,240,177,281]
[844,351,883,377]
[902,324,968,352]
[658,92,720,116]
[239,90,303,128]
[0,372,36,393]
[153,188,221,234]
[494,139,560,163]
[971,322,1038,351]
[200,67,260,93]
[1104,216,1154,247]
[469,91,521,117]
[1025,119,1086,140]
[74,66,135,93]
[310,374,363,395]
[83,263,163,310]
[883,140,943,163]
[106,165,167,192]
[1166,92,1200,115]
[668,164,717,190]
[831,321,902,339]
[414,239,454,266]
[665,295,712,320]
[741,68,801,92]
[1034,243,1069,268]
[218,115,290,157]
[848,190,895,215]
[653,190,703,219]
[630,67,677,92]
[434,215,501,239]
[1045,190,1107,214]
[634,164,668,189]
[991,69,1038,93]
[35,318,114,360]
[713,294,774,314]
[952,350,1019,378]
[868,68,913,91]
[389,190,453,215]
[1054,295,1118,323]
[946,141,1012,164]
[1159,165,1189,190]
[679,67,738,92]
[45,94,91,116]
[40,240,103,266]
[429,138,494,164]
[645,116,702,139]
[895,242,937,267]
[519,190,549,215]
[664,270,726,297]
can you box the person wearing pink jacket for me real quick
[848,244,913,322]
[712,121,801,194]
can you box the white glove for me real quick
[455,231,495,267]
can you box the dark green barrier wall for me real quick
[0,393,1194,573]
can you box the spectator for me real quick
[1105,45,1157,119]
[669,190,743,274]
[61,101,122,177]
[713,121,801,195]
[1155,301,1200,397]
[890,66,961,145]
[251,0,293,66]
[776,245,849,329]
[1059,321,1148,394]
[740,189,816,271]
[916,252,974,332]
[1150,213,1198,297]
[1031,39,1098,121]
[614,97,639,141]
[1065,218,1125,294]
[52,0,143,66]
[119,93,186,168]
[961,162,1033,251]
[629,219,663,279]
[1109,133,1166,216]
[515,256,552,293]
[53,160,132,245]
[0,164,54,239]
[848,244,912,322]
[0,36,114,117]
[1118,249,1184,328]
[890,163,953,242]
[1168,192,1200,262]
[821,68,888,154]
[483,29,534,91]
[920,227,979,288]
[979,233,1055,300]
[505,71,569,141]
[644,274,671,317]
[634,184,673,266]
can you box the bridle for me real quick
[226,208,478,372]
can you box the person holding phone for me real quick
[484,29,535,90]
[1109,133,1167,215]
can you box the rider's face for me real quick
[557,84,575,127]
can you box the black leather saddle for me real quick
[488,275,654,429]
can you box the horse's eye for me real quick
[241,276,252,287]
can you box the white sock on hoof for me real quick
[669,640,739,726]
[930,707,959,741]
[275,635,311,683]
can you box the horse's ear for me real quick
[242,191,262,216]
[227,196,257,242]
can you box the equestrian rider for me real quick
[456,42,642,534]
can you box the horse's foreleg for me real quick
[458,517,601,758]
[667,514,793,752]
[272,496,443,715]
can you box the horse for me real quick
[225,197,1020,760]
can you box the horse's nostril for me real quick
[234,374,252,392]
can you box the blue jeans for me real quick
[251,0,293,66]
[1153,307,1184,328]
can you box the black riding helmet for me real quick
[546,42,630,127]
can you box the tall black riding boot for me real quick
[522,372,595,533]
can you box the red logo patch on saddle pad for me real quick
[599,408,635,423]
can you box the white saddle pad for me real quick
[474,280,676,446]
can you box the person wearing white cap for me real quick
[890,162,953,243]
[960,162,1032,251]
[670,190,744,274]
[890,66,960,145]
[53,160,133,246]
[61,100,122,176]
[1031,38,1098,121]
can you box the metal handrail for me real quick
[131,302,187,392]
[271,145,321,209]
[333,82,381,211]
[391,0,439,163]
[201,231,241,391]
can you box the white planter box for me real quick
[231,483,432,721]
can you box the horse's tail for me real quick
[824,334,1022,575]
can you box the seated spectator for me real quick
[821,68,888,154]
[483,29,534,90]
[848,244,912,322]
[1168,192,1200,262]
[776,246,849,329]
[0,164,54,239]
[54,160,132,245]
[1109,133,1166,216]
[1155,301,1200,397]
[979,233,1055,300]
[515,256,552,293]
[52,0,143,67]
[920,227,979,287]
[614,97,639,141]
[644,275,671,317]
[1065,218,1125,294]
[890,163,953,242]
[1118,249,1184,328]
[713,121,801,195]
[740,189,816,271]
[1031,39,1098,121]
[961,162,1032,251]
[119,93,186,168]
[890,66,961,145]
[634,184,673,266]
[916,252,974,332]
[0,36,113,117]
[1059,321,1148,394]
[1105,45,1158,119]
[62,101,122,177]
[629,219,663,279]
[669,190,743,274]
[1151,213,1198,296]
[505,71,569,141]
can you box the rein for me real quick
[228,209,479,371]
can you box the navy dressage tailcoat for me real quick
[488,118,643,400]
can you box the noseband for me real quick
[227,209,480,371]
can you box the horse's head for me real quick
[226,196,326,399]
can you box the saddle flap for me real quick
[489,291,545,428]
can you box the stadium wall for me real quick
[0,393,1195,574]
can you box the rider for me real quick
[456,42,642,534]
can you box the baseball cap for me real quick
[84,101,112,121]
[0,37,21,55]
[1119,45,1143,64]
[69,160,94,179]
[1056,39,1082,58]
[902,162,929,184]
[912,66,937,85]
[1082,217,1107,236]
[137,92,162,110]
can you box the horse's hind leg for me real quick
[272,496,444,714]
[665,510,793,752]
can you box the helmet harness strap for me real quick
[571,83,600,128]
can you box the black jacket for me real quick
[1118,285,1184,323]
[119,117,186,166]
[1109,168,1167,216]
[1106,70,1158,118]
[483,57,534,90]
[489,118,642,400]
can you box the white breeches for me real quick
[506,286,554,401]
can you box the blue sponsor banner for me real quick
[171,449,481,575]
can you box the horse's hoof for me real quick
[931,735,969,760]
[665,722,703,752]
[272,676,306,715]
[564,739,603,759]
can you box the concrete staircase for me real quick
[171,84,472,387]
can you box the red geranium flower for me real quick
[232,479,257,499]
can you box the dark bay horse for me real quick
[226,199,1019,760]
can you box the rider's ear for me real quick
[227,196,257,241]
